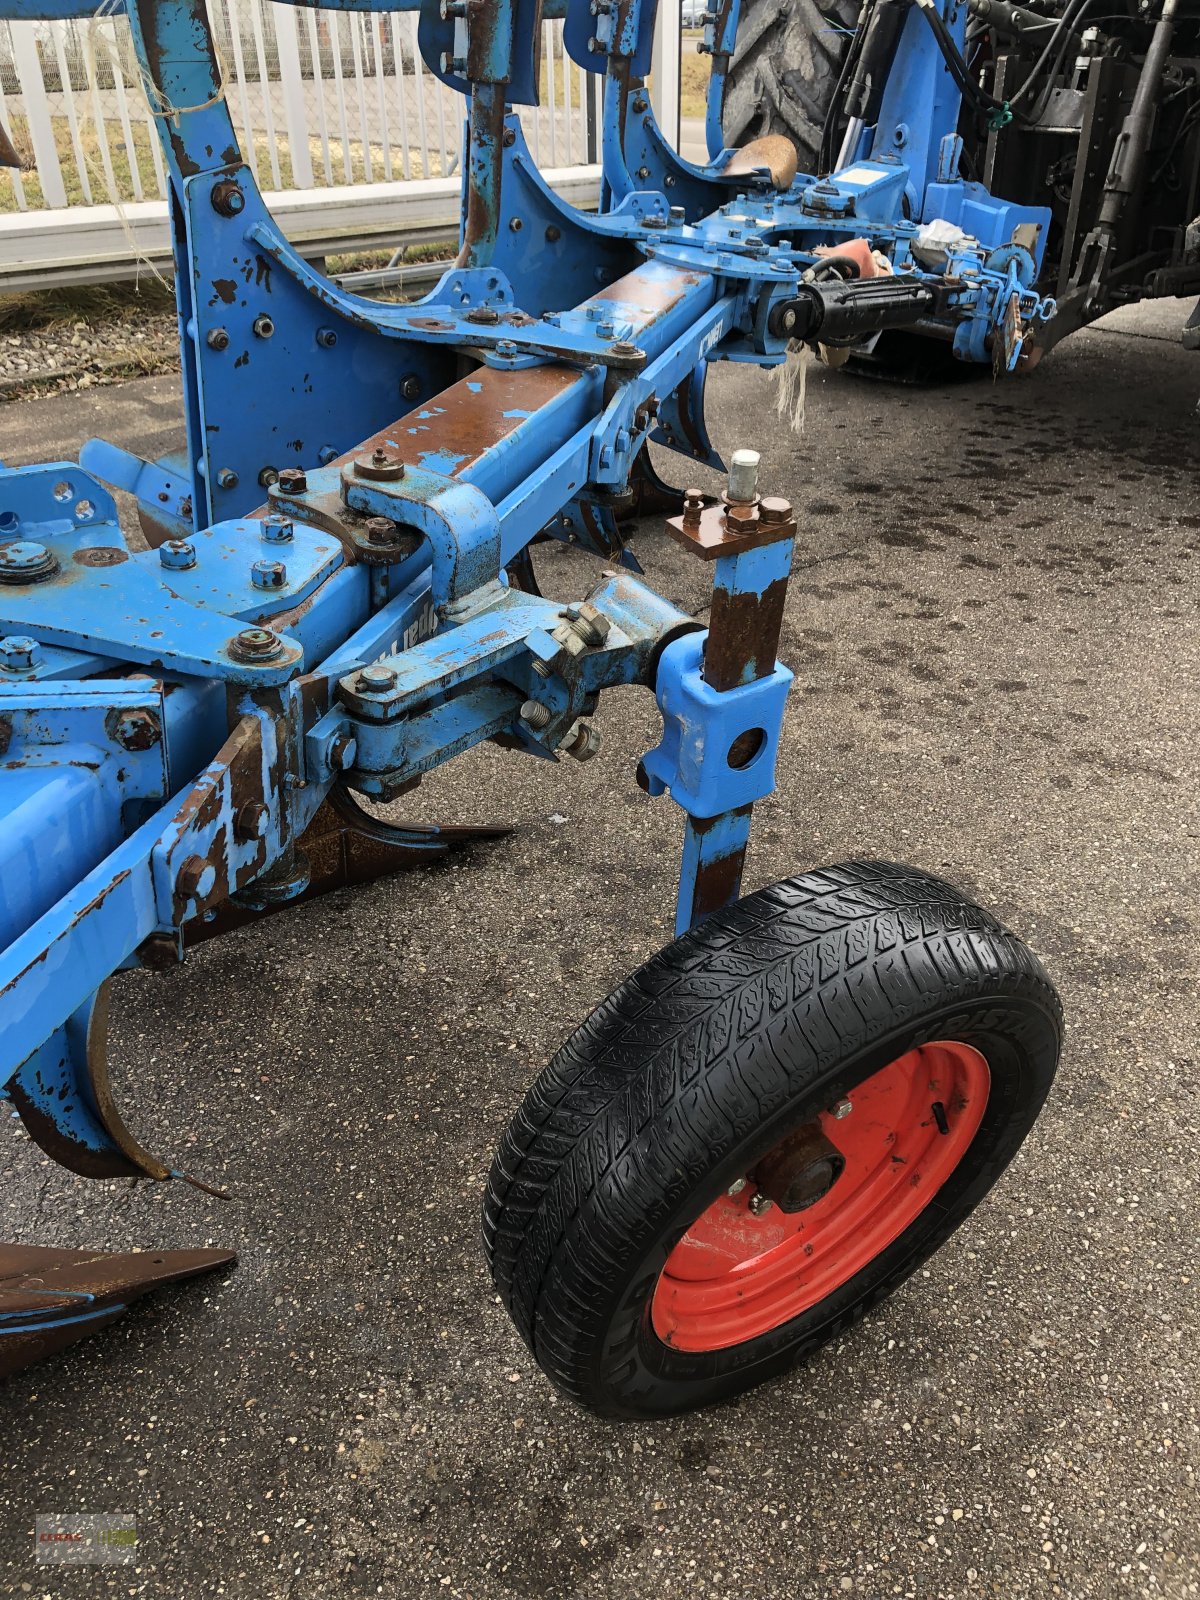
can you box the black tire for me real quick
[483,860,1061,1418]
[722,0,858,176]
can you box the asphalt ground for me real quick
[0,302,1197,1600]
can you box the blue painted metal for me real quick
[0,0,1069,1364]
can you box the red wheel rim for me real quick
[650,1041,991,1352]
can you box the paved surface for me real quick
[0,303,1197,1600]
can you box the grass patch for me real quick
[0,279,174,332]
[680,51,712,120]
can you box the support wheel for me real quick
[483,860,1061,1417]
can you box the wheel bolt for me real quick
[727,1177,748,1197]
[831,1098,853,1120]
[748,1191,773,1217]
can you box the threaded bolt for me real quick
[520,700,552,730]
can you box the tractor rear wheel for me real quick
[483,860,1061,1417]
[722,0,858,177]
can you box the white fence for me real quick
[0,2,600,211]
[0,1,687,288]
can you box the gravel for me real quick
[0,307,179,399]
[0,299,1196,1600]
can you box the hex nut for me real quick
[234,801,269,841]
[278,468,308,494]
[365,516,399,546]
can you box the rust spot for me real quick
[212,278,238,305]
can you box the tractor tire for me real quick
[483,860,1061,1418]
[722,0,859,177]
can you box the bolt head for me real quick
[400,375,421,401]
[177,854,217,901]
[316,327,338,348]
[329,732,358,771]
[159,538,196,570]
[262,516,294,544]
[0,634,39,671]
[251,559,287,591]
[356,664,396,695]
[278,468,308,494]
[758,496,793,526]
[216,468,239,490]
[831,1098,853,1120]
[727,1177,748,1197]
[748,1191,773,1217]
[234,800,269,841]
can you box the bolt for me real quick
[234,800,269,842]
[262,516,293,543]
[562,719,601,762]
[564,603,610,648]
[502,125,517,148]
[748,1191,773,1217]
[252,559,287,590]
[400,374,421,401]
[0,635,40,672]
[356,664,396,695]
[531,659,551,680]
[258,466,279,488]
[278,468,308,494]
[466,306,501,325]
[509,216,523,232]
[597,320,615,340]
[669,205,685,223]
[211,178,244,217]
[779,306,798,334]
[159,539,197,570]
[252,313,274,340]
[496,339,518,358]
[316,327,338,348]
[643,215,667,229]
[230,626,282,662]
[355,448,405,481]
[216,467,239,491]
[317,446,339,466]
[107,707,161,751]
[610,340,640,359]
[727,1177,748,1197]
[727,447,761,503]
[329,732,357,771]
[0,541,58,584]
[177,855,217,902]
[632,94,648,113]
[759,495,793,526]
[520,699,552,731]
[365,516,399,546]
[725,502,757,533]
[682,488,705,529]
[545,223,561,242]
[207,327,230,351]
[831,1098,853,1120]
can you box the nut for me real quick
[354,448,405,482]
[0,635,40,672]
[365,516,399,547]
[234,801,269,841]
[748,1191,773,1217]
[159,539,196,571]
[251,559,287,591]
[562,719,601,762]
[177,854,217,902]
[830,1098,853,1120]
[206,327,229,351]
[211,178,245,217]
[759,495,794,526]
[278,468,308,494]
[230,626,282,662]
